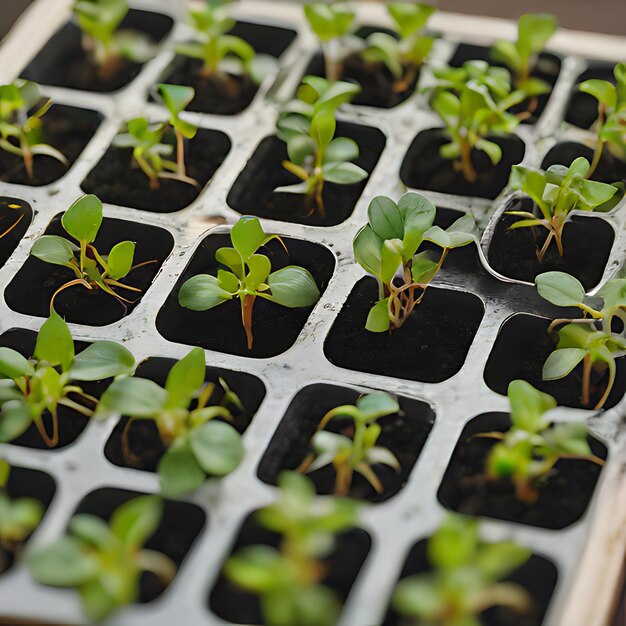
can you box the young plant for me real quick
[491,14,557,92]
[0,80,68,180]
[427,60,544,182]
[73,0,155,79]
[353,192,477,333]
[535,271,626,409]
[297,391,401,495]
[175,0,273,84]
[360,3,436,93]
[392,515,533,626]
[483,380,603,503]
[578,62,626,177]
[0,309,135,447]
[27,495,176,622]
[277,76,367,215]
[0,201,25,241]
[0,459,44,574]
[97,347,244,496]
[178,216,320,350]
[224,472,359,626]
[304,3,356,82]
[30,194,154,310]
[507,157,618,262]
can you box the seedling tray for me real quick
[0,1,625,625]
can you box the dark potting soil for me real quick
[449,43,561,125]
[0,104,101,187]
[565,61,617,130]
[257,383,435,503]
[209,513,370,624]
[105,357,266,472]
[484,313,626,409]
[324,278,484,383]
[399,129,525,200]
[4,214,174,326]
[73,488,205,603]
[156,234,335,358]
[0,329,110,449]
[487,197,614,291]
[0,466,55,575]
[541,141,626,187]
[437,413,607,529]
[21,10,173,92]
[382,539,558,626]
[81,128,231,213]
[0,197,32,269]
[226,122,386,227]
[161,21,296,115]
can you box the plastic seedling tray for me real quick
[0,2,625,626]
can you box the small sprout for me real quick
[297,391,401,495]
[178,216,320,349]
[224,472,359,626]
[97,347,244,496]
[304,3,356,82]
[276,76,367,216]
[535,271,626,409]
[353,193,477,333]
[175,0,274,84]
[0,459,44,574]
[426,60,543,182]
[0,202,25,240]
[27,495,176,622]
[73,0,155,79]
[360,3,436,93]
[0,80,68,180]
[392,515,533,626]
[491,14,557,91]
[482,380,604,503]
[579,62,626,177]
[507,157,618,262]
[0,309,135,447]
[30,194,155,310]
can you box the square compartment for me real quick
[565,61,617,130]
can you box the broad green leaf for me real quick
[0,400,32,442]
[97,377,168,417]
[69,514,113,550]
[411,250,439,284]
[34,310,75,371]
[190,421,243,476]
[367,196,403,240]
[0,347,34,379]
[380,238,403,284]
[230,216,267,262]
[224,545,284,592]
[30,235,75,267]
[516,13,557,61]
[61,195,103,243]
[392,575,446,620]
[542,422,592,456]
[579,79,616,109]
[106,241,135,280]
[267,266,320,308]
[323,137,359,164]
[400,193,437,261]
[178,274,233,310]
[304,3,354,41]
[27,536,97,586]
[165,347,206,409]
[70,341,135,381]
[388,3,436,38]
[157,83,194,115]
[110,495,162,548]
[365,298,391,332]
[158,442,206,496]
[599,278,626,311]
[507,379,556,432]
[246,254,272,291]
[476,138,502,165]
[216,247,244,277]
[427,515,478,570]
[542,348,588,380]
[286,134,316,165]
[535,271,585,307]
[263,585,340,626]
[79,578,120,623]
[353,225,383,276]
[310,109,335,150]
[475,541,532,582]
[356,391,399,421]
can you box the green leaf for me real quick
[267,266,320,308]
[475,541,532,583]
[106,241,135,280]
[246,254,272,291]
[322,161,367,184]
[579,79,616,109]
[230,216,267,263]
[380,238,403,285]
[30,235,75,267]
[97,377,167,418]
[353,225,382,276]
[365,299,391,332]
[165,347,206,409]
[324,137,359,163]
[0,400,32,442]
[542,422,592,456]
[0,347,34,379]
[304,3,354,41]
[310,109,335,150]
[356,392,399,421]
[427,515,478,570]
[61,195,103,243]
[543,348,588,380]
[392,575,445,620]
[507,379,556,432]
[34,310,75,371]
[79,578,120,623]
[598,278,626,311]
[516,13,557,61]
[157,83,194,116]
[158,442,206,496]
[27,537,97,586]
[224,545,284,592]
[190,421,243,476]
[70,341,135,381]
[476,138,502,165]
[216,246,244,277]
[387,3,436,38]
[367,196,404,240]
[535,271,585,307]
[286,134,316,165]
[411,251,439,284]
[178,274,234,311]
[69,514,113,549]
[110,495,162,549]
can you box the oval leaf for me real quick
[267,266,320,308]
[190,421,243,476]
[61,195,103,243]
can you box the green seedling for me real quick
[0,309,134,447]
[224,472,359,626]
[481,380,603,503]
[0,459,44,574]
[535,271,626,409]
[27,495,176,622]
[427,60,544,182]
[175,0,274,84]
[579,62,626,177]
[0,201,26,241]
[507,157,618,262]
[30,194,155,310]
[297,391,401,496]
[276,76,367,215]
[491,13,557,95]
[178,216,320,350]
[97,347,244,496]
[0,80,68,180]
[360,3,436,93]
[392,515,533,626]
[73,0,154,79]
[304,3,357,82]
[353,192,477,333]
